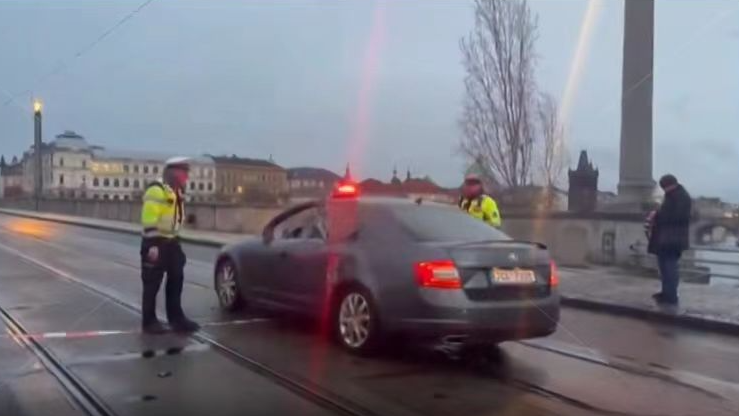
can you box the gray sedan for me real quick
[214,196,559,354]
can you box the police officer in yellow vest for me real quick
[459,173,502,228]
[140,157,200,334]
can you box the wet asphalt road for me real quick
[0,213,738,416]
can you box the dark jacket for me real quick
[648,185,692,255]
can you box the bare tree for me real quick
[536,93,568,189]
[459,0,539,189]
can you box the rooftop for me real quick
[93,148,214,164]
[212,155,281,169]
[359,171,457,198]
[51,130,90,151]
[287,167,341,181]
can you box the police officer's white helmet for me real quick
[164,156,191,171]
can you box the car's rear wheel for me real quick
[333,288,380,354]
[215,259,243,312]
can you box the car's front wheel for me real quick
[215,259,244,312]
[333,288,380,354]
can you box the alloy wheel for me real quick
[338,293,371,348]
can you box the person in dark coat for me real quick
[647,174,692,305]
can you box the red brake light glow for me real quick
[337,184,357,195]
[549,260,560,287]
[415,260,462,289]
[332,182,359,198]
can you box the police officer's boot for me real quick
[170,318,200,333]
[142,320,168,335]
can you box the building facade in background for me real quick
[693,197,738,219]
[287,167,342,201]
[11,130,216,202]
[212,155,287,204]
[0,156,24,198]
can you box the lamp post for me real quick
[33,99,43,211]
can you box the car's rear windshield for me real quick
[389,204,510,242]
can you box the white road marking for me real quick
[0,319,270,341]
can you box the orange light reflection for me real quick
[6,219,56,239]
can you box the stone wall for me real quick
[0,198,281,234]
[500,211,648,267]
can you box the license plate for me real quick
[492,268,536,284]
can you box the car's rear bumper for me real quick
[386,292,560,342]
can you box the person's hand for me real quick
[147,246,159,263]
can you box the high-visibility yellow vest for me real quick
[459,195,502,227]
[141,182,183,239]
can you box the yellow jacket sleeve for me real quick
[141,186,165,229]
[481,196,501,227]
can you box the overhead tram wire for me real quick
[1,0,158,110]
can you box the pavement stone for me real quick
[2,208,738,335]
[560,266,739,335]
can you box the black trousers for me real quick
[140,238,187,325]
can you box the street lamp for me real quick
[33,98,43,210]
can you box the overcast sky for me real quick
[0,0,737,201]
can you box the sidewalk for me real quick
[2,208,738,335]
[559,266,739,335]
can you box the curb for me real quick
[560,295,739,336]
[3,208,738,336]
[0,209,224,248]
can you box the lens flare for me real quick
[558,0,604,133]
[346,1,388,178]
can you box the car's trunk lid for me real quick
[422,240,552,301]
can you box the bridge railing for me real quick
[692,245,739,254]
[629,248,739,282]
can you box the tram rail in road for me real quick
[0,304,115,416]
[0,240,380,416]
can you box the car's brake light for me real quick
[549,260,560,287]
[332,182,359,198]
[415,260,462,289]
[337,184,357,194]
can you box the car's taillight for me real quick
[549,260,560,287]
[415,260,462,289]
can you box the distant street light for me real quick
[33,98,43,210]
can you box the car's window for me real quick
[390,204,510,242]
[273,207,325,241]
[304,221,326,240]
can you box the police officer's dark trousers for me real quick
[140,238,187,325]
